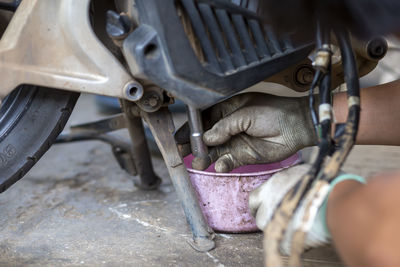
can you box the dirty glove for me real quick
[202,93,317,173]
[249,164,366,255]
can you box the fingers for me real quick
[215,154,236,173]
[212,151,238,173]
[203,120,231,146]
[203,111,250,146]
[206,146,238,173]
[208,94,253,122]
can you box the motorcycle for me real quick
[0,0,388,256]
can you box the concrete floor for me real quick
[0,95,399,266]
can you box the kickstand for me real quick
[55,113,161,190]
[138,106,215,252]
[57,105,215,251]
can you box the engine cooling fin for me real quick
[123,0,314,108]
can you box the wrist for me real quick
[312,174,366,240]
[281,173,367,255]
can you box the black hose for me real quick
[319,68,331,105]
[309,70,322,131]
[336,30,360,98]
[335,28,361,144]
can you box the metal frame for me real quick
[0,0,138,100]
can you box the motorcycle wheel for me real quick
[0,86,79,193]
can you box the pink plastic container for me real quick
[184,154,301,233]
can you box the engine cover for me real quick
[123,0,314,108]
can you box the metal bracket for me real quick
[55,114,161,190]
[0,0,138,100]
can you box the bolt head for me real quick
[148,96,159,107]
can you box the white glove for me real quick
[249,164,366,255]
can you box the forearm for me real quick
[326,172,400,267]
[333,80,400,145]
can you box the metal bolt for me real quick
[148,96,159,107]
[106,10,133,39]
[367,37,388,60]
[136,87,164,112]
[296,66,315,86]
[124,82,144,101]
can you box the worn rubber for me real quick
[0,86,79,193]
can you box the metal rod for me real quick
[142,107,215,252]
[187,106,211,171]
[187,106,208,158]
[122,101,161,190]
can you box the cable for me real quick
[264,25,362,267]
[288,28,361,266]
[308,70,322,133]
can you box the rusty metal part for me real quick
[55,112,161,190]
[187,106,211,171]
[140,106,215,252]
[265,36,386,93]
[0,0,138,100]
[56,111,161,190]
[265,49,381,93]
[352,36,388,61]
[295,65,315,86]
[106,10,135,48]
[55,114,138,177]
[136,87,164,113]
[115,0,139,26]
[121,100,161,190]
[67,114,126,134]
[265,59,314,92]
[106,10,134,40]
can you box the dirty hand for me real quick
[249,164,366,255]
[202,93,317,173]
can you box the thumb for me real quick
[203,112,250,146]
[214,154,237,173]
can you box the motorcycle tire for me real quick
[0,86,79,193]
